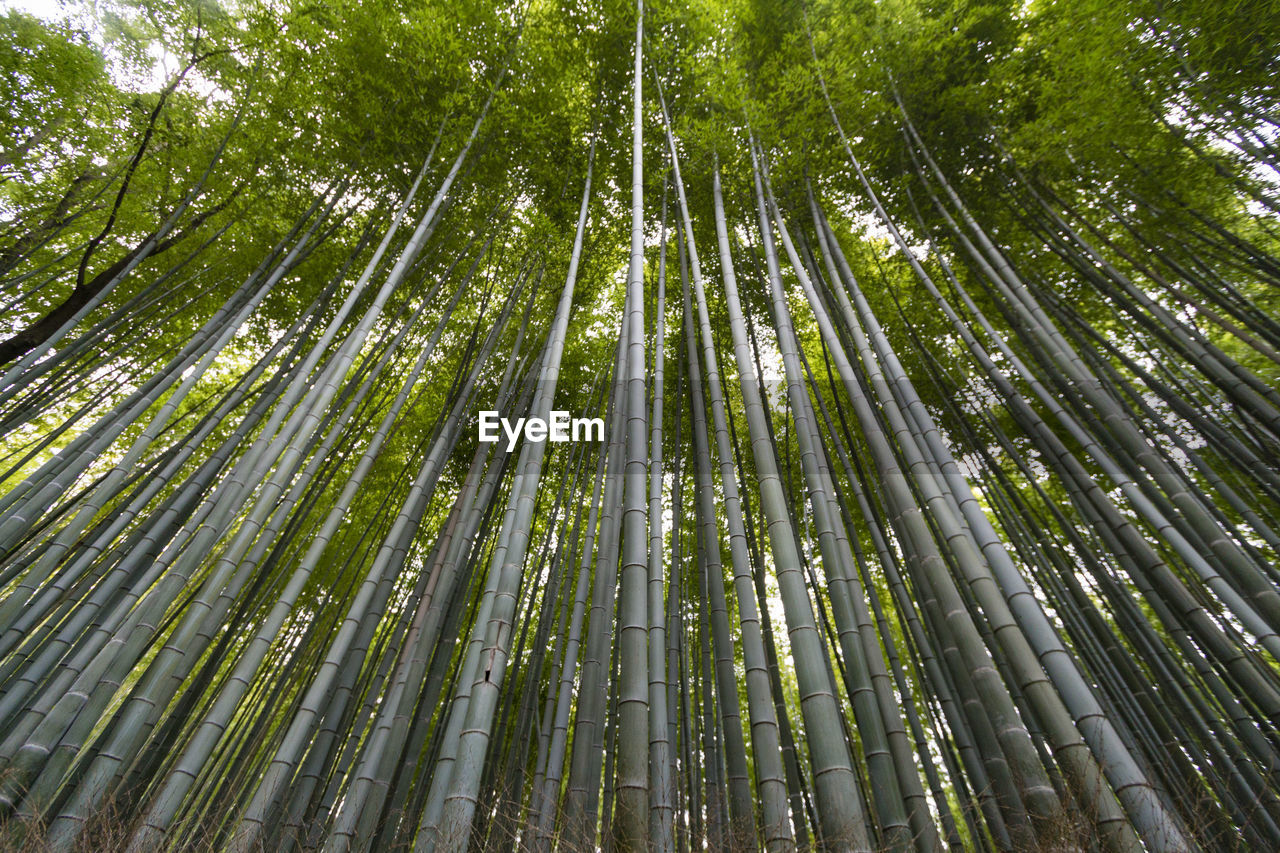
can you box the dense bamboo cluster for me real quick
[2,0,1279,850]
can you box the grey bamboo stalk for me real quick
[45,273,497,844]
[529,432,608,850]
[798,341,964,851]
[44,308,423,849]
[0,188,338,639]
[786,186,1049,841]
[228,275,520,852]
[666,340,694,853]
[330,294,544,851]
[898,107,1280,649]
[125,247,505,850]
[12,226,466,827]
[0,188,335,558]
[804,43,1199,844]
[711,162,867,851]
[561,319,629,851]
[898,157,1280,700]
[0,287,333,744]
[747,146,916,853]
[832,185,1207,853]
[647,181,674,852]
[655,81,788,851]
[430,139,594,852]
[674,220,753,849]
[615,2,652,843]
[813,199,1148,852]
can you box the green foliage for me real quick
[2,0,1279,848]
[0,10,107,181]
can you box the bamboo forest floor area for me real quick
[1,0,1280,849]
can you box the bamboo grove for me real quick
[1,0,1279,849]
